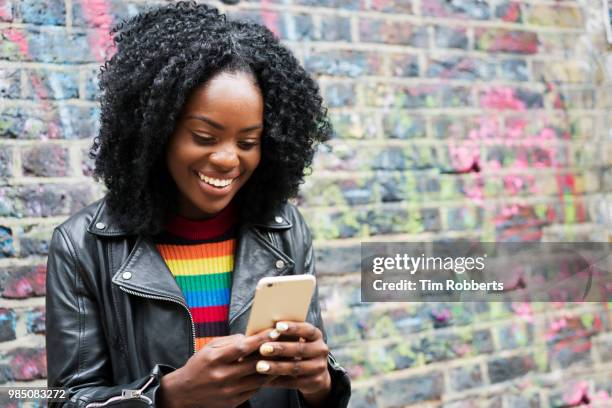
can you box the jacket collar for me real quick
[88,197,295,327]
[87,198,293,237]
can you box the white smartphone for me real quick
[245,274,316,336]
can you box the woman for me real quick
[45,2,351,407]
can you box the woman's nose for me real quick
[209,149,239,169]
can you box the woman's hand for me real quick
[157,331,275,408]
[254,321,332,407]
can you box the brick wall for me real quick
[0,0,611,407]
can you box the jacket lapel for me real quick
[111,235,186,303]
[228,223,294,328]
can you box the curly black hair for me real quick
[89,1,331,236]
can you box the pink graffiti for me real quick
[511,302,533,323]
[563,381,611,407]
[80,0,116,63]
[3,28,61,138]
[261,0,280,38]
[10,350,46,380]
[480,87,526,110]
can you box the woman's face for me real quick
[166,70,263,219]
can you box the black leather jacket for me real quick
[45,196,351,407]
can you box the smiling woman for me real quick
[167,71,263,219]
[44,2,351,408]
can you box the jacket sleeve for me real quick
[46,227,176,408]
[296,210,352,408]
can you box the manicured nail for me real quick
[256,361,270,373]
[269,330,280,339]
[260,344,274,356]
[276,322,289,332]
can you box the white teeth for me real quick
[197,172,233,188]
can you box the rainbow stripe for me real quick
[156,228,235,351]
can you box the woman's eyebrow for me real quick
[185,114,262,133]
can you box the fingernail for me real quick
[260,344,274,355]
[276,322,289,332]
[269,330,280,339]
[256,361,270,373]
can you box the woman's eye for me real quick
[191,133,215,144]
[238,141,259,150]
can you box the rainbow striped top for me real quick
[154,203,237,351]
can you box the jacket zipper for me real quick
[118,286,196,355]
[83,287,196,408]
[84,375,155,407]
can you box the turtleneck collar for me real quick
[162,201,237,240]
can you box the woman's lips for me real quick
[193,170,237,193]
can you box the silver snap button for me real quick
[275,259,285,269]
[95,222,107,230]
[122,272,132,280]
[274,216,283,224]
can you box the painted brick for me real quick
[348,387,377,408]
[390,53,419,77]
[500,59,529,81]
[473,328,494,353]
[383,112,426,139]
[85,67,100,101]
[315,245,361,275]
[330,112,378,139]
[446,396,503,408]
[0,1,14,22]
[524,5,583,28]
[18,0,65,25]
[377,371,444,406]
[475,29,538,54]
[323,83,356,107]
[363,84,472,109]
[427,57,496,80]
[2,347,46,381]
[25,306,45,334]
[423,0,490,19]
[551,340,593,368]
[498,322,534,350]
[82,146,96,177]
[495,1,522,23]
[0,308,17,342]
[435,26,469,49]
[0,227,15,258]
[449,364,483,391]
[480,87,543,110]
[21,145,70,177]
[304,50,383,77]
[0,184,96,218]
[596,336,612,362]
[446,207,484,230]
[1,265,46,298]
[359,19,428,47]
[19,225,54,257]
[533,61,592,83]
[227,10,263,25]
[0,28,98,63]
[420,208,441,231]
[72,0,145,28]
[0,105,100,139]
[23,69,79,100]
[537,32,578,56]
[546,88,596,110]
[503,393,540,408]
[433,116,468,139]
[361,0,413,13]
[0,147,13,178]
[278,13,315,41]
[319,15,352,42]
[488,354,537,383]
[0,68,20,98]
